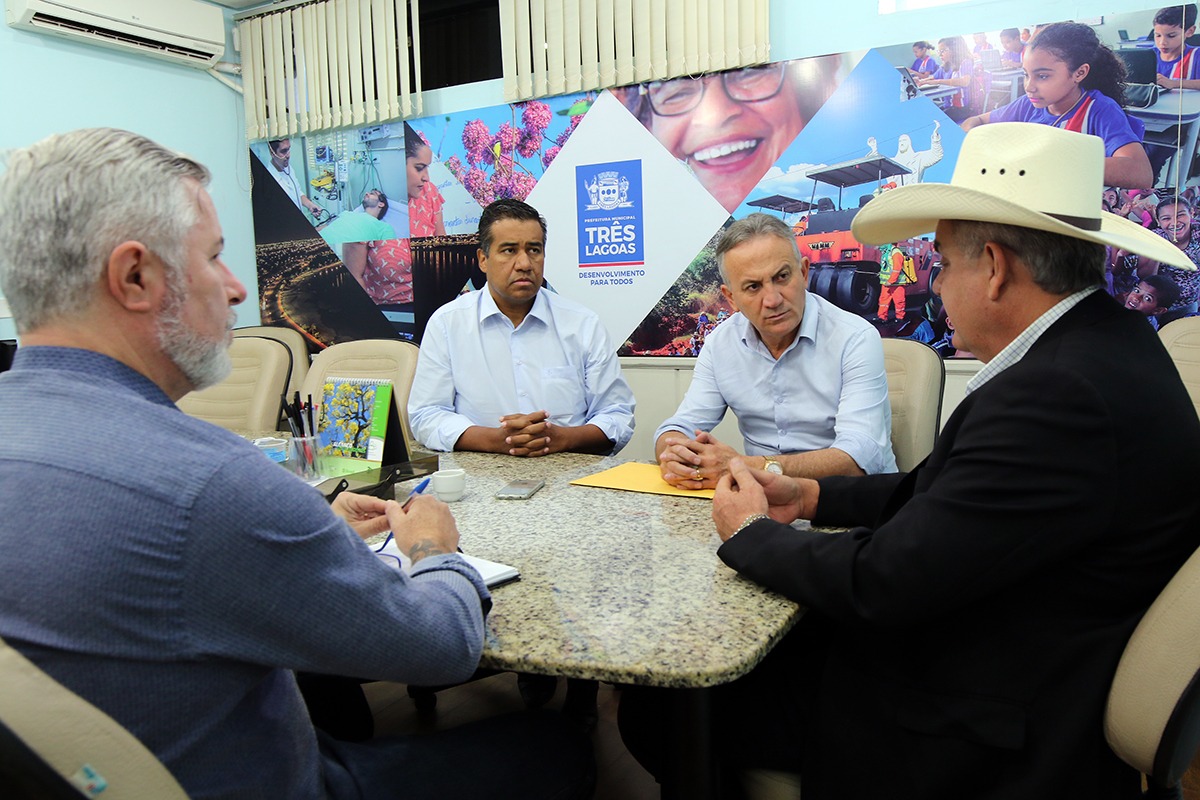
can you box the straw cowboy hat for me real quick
[852,122,1194,271]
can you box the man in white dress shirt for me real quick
[408,197,634,724]
[408,198,634,457]
[655,213,896,489]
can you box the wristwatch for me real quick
[763,456,783,475]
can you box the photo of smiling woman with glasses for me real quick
[613,56,842,214]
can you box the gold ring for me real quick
[693,470,701,480]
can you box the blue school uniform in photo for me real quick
[1157,44,1200,80]
[988,88,1145,155]
[911,55,935,73]
[928,64,973,109]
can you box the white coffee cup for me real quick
[253,437,288,463]
[431,468,466,502]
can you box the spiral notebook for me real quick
[375,538,520,588]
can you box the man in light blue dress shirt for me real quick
[408,199,635,457]
[656,213,896,488]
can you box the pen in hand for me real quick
[401,477,431,511]
[375,477,431,555]
[401,476,463,552]
[377,476,466,557]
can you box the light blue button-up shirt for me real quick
[655,291,896,474]
[409,288,636,453]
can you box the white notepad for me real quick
[375,539,519,588]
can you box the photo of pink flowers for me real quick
[408,91,595,209]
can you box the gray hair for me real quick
[950,220,1106,294]
[0,128,210,333]
[715,213,802,284]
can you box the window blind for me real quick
[499,0,769,102]
[239,0,421,141]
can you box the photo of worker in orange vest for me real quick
[878,243,918,321]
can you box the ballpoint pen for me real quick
[402,477,464,553]
[400,477,431,510]
[375,477,432,555]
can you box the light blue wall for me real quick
[0,0,1163,343]
[0,8,255,341]
[770,0,1155,62]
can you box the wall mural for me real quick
[251,8,1199,359]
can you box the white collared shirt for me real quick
[408,288,636,453]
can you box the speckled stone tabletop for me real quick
[400,451,804,689]
[238,432,805,689]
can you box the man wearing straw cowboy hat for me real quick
[704,124,1200,798]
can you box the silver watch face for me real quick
[765,460,783,475]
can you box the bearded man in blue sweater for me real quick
[0,128,592,800]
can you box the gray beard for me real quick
[157,297,236,392]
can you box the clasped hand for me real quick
[658,430,739,489]
[712,459,816,541]
[498,410,555,457]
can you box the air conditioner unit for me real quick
[4,0,225,69]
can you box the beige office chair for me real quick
[177,336,291,432]
[233,325,311,400]
[1105,544,1200,798]
[1160,316,1200,420]
[301,339,421,457]
[880,338,945,472]
[0,634,189,799]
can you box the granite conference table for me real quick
[245,435,806,797]
[403,450,804,799]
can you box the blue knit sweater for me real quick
[0,347,489,799]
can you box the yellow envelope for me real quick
[569,462,715,499]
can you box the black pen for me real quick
[284,414,302,440]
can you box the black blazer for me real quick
[720,292,1200,799]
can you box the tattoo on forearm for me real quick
[407,538,450,563]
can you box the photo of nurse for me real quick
[614,56,842,213]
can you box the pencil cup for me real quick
[253,437,288,464]
[431,469,466,502]
[287,436,321,481]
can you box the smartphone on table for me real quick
[495,478,545,500]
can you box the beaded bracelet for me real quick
[733,513,770,536]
